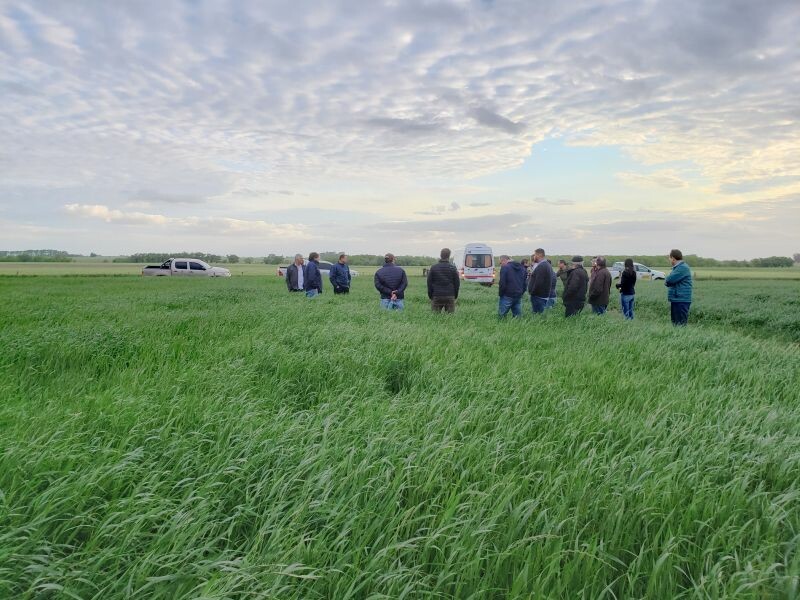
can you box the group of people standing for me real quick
[285,248,694,326]
[497,248,693,325]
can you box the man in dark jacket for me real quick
[587,256,612,315]
[374,253,408,310]
[498,255,526,317]
[285,254,305,292]
[427,248,460,313]
[329,253,351,294]
[562,255,588,317]
[304,252,323,297]
[528,248,555,314]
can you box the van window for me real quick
[465,254,492,268]
[174,261,188,269]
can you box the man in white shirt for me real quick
[285,254,305,292]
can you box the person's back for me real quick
[563,267,588,302]
[499,260,525,299]
[375,253,408,309]
[427,249,460,313]
[665,249,693,325]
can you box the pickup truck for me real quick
[142,258,232,277]
[608,262,666,281]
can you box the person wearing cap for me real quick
[587,256,612,315]
[304,252,323,297]
[665,249,693,325]
[374,253,408,310]
[562,255,589,317]
[497,255,526,318]
[427,247,460,313]
[285,254,305,292]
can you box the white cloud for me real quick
[1,0,798,257]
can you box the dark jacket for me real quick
[588,267,611,306]
[285,263,305,291]
[616,269,636,295]
[548,265,558,299]
[329,262,351,289]
[304,259,323,293]
[374,262,408,299]
[499,261,526,299]
[528,261,554,298]
[427,259,460,299]
[562,266,588,303]
[665,261,693,303]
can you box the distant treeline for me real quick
[113,252,796,268]
[0,254,72,262]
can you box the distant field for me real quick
[1,274,799,598]
[1,261,799,279]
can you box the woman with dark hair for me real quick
[615,258,636,319]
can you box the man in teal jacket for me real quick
[665,249,693,325]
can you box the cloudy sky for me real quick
[1,0,799,259]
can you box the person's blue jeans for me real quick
[530,296,548,314]
[620,294,635,320]
[305,289,319,298]
[499,296,522,317]
[591,304,607,315]
[380,298,405,310]
[671,301,690,326]
[546,297,556,309]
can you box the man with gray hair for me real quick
[285,253,305,292]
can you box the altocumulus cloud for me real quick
[1,0,799,256]
[64,204,309,238]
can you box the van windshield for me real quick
[465,254,492,268]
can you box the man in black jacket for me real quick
[562,255,589,317]
[374,253,408,310]
[427,248,460,313]
[528,248,555,314]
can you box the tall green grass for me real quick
[1,276,799,598]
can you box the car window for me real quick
[635,265,648,272]
[318,261,333,270]
[465,254,492,268]
[190,262,205,270]
[174,261,187,269]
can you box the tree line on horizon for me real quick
[1,250,798,268]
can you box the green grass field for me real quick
[1,274,799,598]
[1,261,799,280]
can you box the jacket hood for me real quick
[507,261,524,273]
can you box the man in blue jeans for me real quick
[374,253,408,310]
[665,249,693,325]
[498,255,526,317]
[528,248,554,314]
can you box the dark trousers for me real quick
[431,296,455,313]
[671,301,691,326]
[333,286,350,294]
[564,301,584,317]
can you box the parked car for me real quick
[276,261,359,278]
[142,258,232,277]
[609,262,666,281]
